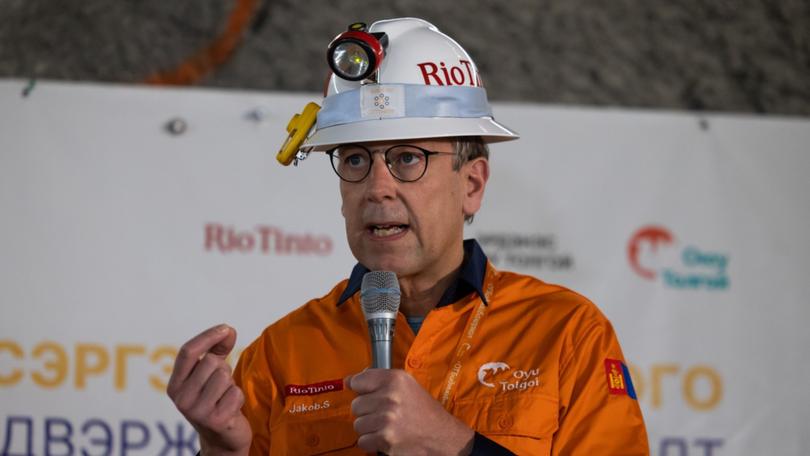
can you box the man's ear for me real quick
[462,158,490,219]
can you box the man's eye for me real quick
[344,153,366,167]
[397,152,421,165]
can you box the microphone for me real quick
[360,271,401,369]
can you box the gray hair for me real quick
[452,137,489,224]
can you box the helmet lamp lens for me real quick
[332,42,371,80]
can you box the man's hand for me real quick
[346,369,474,455]
[167,324,252,456]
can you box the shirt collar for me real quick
[337,238,489,307]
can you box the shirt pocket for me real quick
[453,392,559,454]
[269,409,359,455]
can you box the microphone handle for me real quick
[371,339,392,369]
[366,318,395,456]
[366,318,395,369]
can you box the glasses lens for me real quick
[386,146,428,182]
[330,145,370,182]
[332,42,370,80]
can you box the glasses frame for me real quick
[326,143,456,183]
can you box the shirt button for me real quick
[407,357,422,369]
[306,433,319,447]
[497,415,513,430]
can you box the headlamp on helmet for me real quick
[327,22,388,82]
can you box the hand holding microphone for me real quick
[346,272,474,455]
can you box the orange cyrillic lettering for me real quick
[149,346,177,393]
[75,343,110,389]
[0,340,24,386]
[114,345,145,391]
[31,342,68,388]
[650,364,679,408]
[683,365,723,411]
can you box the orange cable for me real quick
[145,0,259,86]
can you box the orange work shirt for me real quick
[234,254,648,454]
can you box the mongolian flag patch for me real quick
[604,358,637,399]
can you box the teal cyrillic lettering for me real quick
[44,417,73,456]
[694,438,724,456]
[156,423,198,456]
[120,421,149,455]
[1,416,33,456]
[660,437,687,456]
[80,419,112,456]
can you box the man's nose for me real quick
[365,153,397,202]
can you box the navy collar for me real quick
[337,238,489,308]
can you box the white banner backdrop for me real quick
[1,79,808,455]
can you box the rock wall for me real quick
[1,0,808,115]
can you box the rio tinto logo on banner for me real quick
[627,225,730,290]
[204,223,333,256]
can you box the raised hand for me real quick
[167,324,252,456]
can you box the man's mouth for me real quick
[368,224,409,238]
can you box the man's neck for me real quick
[396,249,465,318]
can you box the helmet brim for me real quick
[303,117,519,151]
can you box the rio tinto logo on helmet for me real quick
[416,59,483,87]
[627,225,730,290]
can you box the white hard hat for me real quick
[305,18,519,151]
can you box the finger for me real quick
[351,392,395,417]
[347,368,387,394]
[189,368,234,416]
[168,324,235,394]
[215,384,246,418]
[357,433,388,454]
[353,412,390,435]
[174,353,225,410]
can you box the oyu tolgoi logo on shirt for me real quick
[477,362,510,387]
[477,362,543,393]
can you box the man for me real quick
[168,18,649,455]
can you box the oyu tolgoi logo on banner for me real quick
[627,226,729,290]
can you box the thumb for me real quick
[209,325,237,358]
[344,374,353,391]
[343,368,371,394]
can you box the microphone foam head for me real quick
[360,271,401,318]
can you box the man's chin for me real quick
[360,254,415,276]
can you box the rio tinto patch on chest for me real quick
[284,379,344,397]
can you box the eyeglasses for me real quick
[326,144,455,183]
